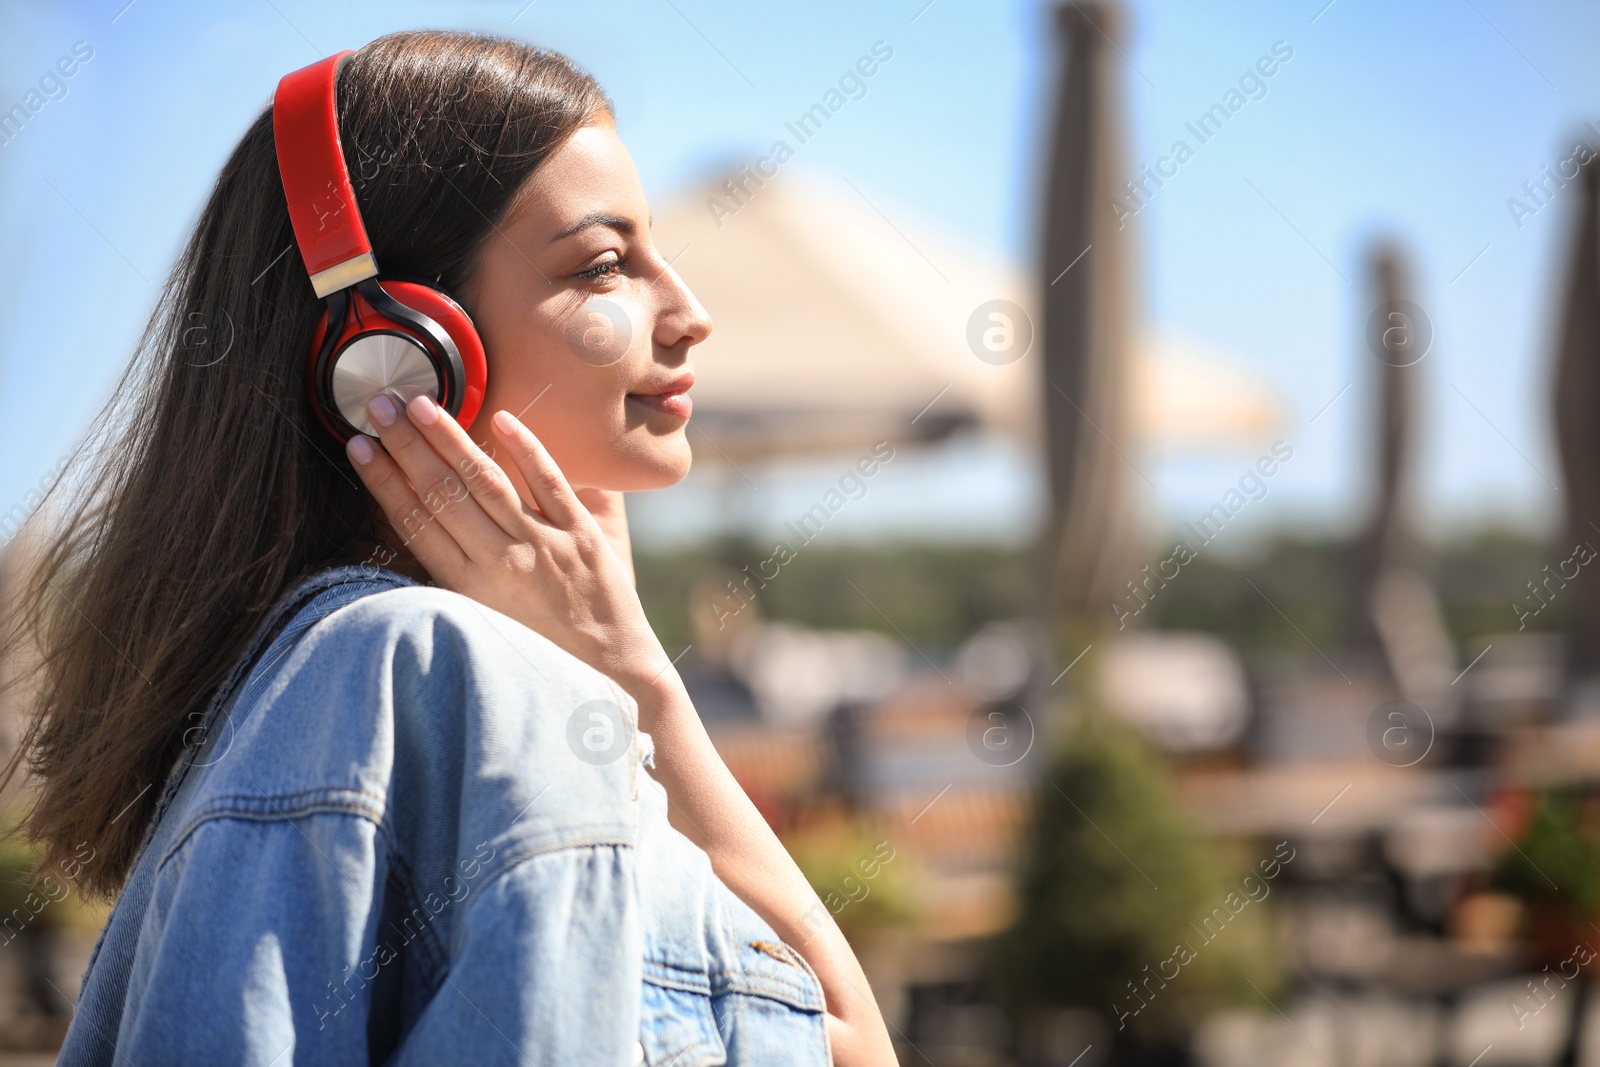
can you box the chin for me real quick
[606,435,693,491]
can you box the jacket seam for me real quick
[641,956,827,1013]
[157,797,635,918]
[427,841,636,989]
[148,798,459,980]
[463,830,636,902]
[154,791,390,875]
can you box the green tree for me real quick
[992,705,1280,1043]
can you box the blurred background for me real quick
[8,0,1600,1064]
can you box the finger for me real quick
[490,410,580,529]
[402,393,546,536]
[345,430,469,585]
[364,394,513,559]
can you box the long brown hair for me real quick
[1,30,611,898]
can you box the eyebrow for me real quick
[548,212,640,243]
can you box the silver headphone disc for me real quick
[330,332,440,436]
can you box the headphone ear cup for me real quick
[305,303,355,442]
[376,280,487,429]
[304,280,488,442]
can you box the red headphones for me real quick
[272,50,487,442]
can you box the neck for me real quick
[348,517,433,585]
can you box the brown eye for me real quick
[576,255,625,280]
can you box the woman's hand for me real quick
[345,392,668,702]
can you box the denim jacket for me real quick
[58,565,833,1066]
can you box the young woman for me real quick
[6,29,896,1065]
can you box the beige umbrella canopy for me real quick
[648,166,1282,464]
[1131,334,1283,448]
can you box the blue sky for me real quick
[0,0,1593,551]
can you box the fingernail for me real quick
[409,393,439,426]
[492,410,519,435]
[369,394,398,428]
[348,434,375,466]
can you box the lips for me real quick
[627,370,694,420]
[629,392,692,419]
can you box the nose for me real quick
[651,258,713,351]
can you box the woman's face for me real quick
[457,118,711,493]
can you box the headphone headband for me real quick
[272,50,378,298]
[273,49,489,443]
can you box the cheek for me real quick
[482,292,639,389]
[464,215,691,475]
[472,300,656,483]
[562,295,637,370]
[476,294,607,405]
